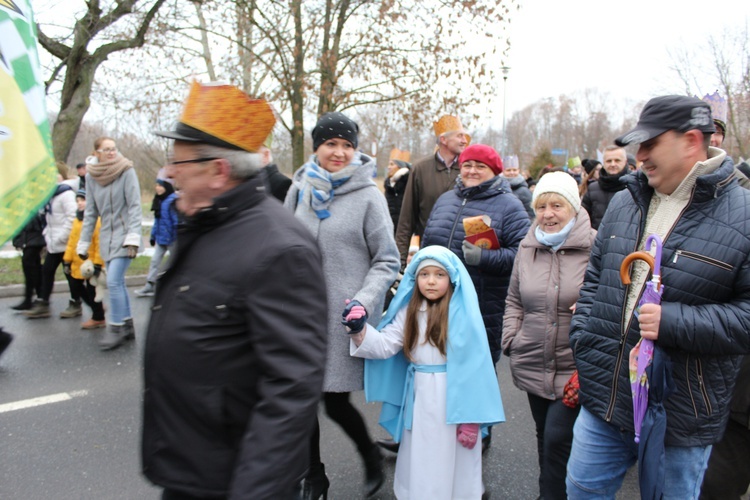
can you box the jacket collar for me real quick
[456,175,511,199]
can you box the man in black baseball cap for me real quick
[615,95,715,147]
[566,95,750,499]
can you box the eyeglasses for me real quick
[460,162,489,172]
[167,157,218,166]
[96,148,117,154]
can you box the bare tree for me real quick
[38,0,168,163]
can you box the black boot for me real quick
[11,299,33,311]
[363,446,384,498]
[301,463,329,500]
[376,438,400,453]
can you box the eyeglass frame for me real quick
[167,157,219,166]
[96,148,118,154]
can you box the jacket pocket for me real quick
[685,356,713,418]
[671,250,733,272]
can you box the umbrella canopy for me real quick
[620,234,674,500]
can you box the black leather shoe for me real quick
[11,299,33,311]
[301,463,329,500]
[0,328,13,358]
[376,438,400,453]
[363,446,384,498]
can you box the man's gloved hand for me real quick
[456,423,480,449]
[150,237,156,247]
[63,262,72,275]
[341,299,368,334]
[93,264,102,278]
[126,245,138,259]
[462,240,482,266]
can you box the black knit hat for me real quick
[582,159,601,175]
[312,112,359,151]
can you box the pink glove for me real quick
[456,423,480,449]
[341,299,368,333]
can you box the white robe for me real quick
[351,304,483,500]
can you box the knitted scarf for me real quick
[88,155,134,187]
[296,155,361,219]
[534,216,576,251]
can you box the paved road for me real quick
[0,291,639,499]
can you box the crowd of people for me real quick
[4,83,750,500]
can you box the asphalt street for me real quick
[0,290,639,499]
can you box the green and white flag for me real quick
[0,0,57,245]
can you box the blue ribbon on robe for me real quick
[399,363,447,435]
[364,245,505,443]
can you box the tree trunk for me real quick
[52,58,99,163]
[290,0,305,170]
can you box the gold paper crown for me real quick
[433,115,464,136]
[181,81,275,152]
[389,148,411,163]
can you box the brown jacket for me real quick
[394,152,459,264]
[502,210,595,400]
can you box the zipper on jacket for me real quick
[671,250,733,271]
[605,215,645,422]
[686,355,699,418]
[696,358,713,416]
[447,198,468,249]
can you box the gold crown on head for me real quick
[389,148,411,163]
[433,115,471,144]
[181,81,275,152]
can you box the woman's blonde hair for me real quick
[402,277,452,361]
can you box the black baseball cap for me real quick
[155,122,244,151]
[615,95,715,146]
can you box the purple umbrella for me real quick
[621,234,673,500]
[619,234,663,443]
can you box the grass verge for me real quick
[0,256,151,287]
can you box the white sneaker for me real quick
[135,283,155,297]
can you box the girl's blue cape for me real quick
[364,245,505,442]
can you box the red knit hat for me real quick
[458,144,503,175]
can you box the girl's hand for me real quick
[341,299,368,333]
[456,423,480,449]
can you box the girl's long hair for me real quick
[402,280,453,361]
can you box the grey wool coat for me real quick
[79,168,142,262]
[285,154,400,392]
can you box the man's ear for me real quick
[684,129,706,155]
[208,158,233,188]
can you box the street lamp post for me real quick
[501,66,510,154]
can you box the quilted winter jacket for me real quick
[422,176,531,359]
[570,156,750,447]
[503,210,596,400]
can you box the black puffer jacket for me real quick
[570,157,750,447]
[422,176,531,360]
[12,212,46,248]
[581,166,628,229]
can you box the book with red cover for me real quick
[465,229,501,249]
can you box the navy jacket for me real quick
[150,193,178,246]
[422,176,531,359]
[570,156,750,446]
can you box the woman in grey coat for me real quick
[285,112,400,500]
[78,137,142,351]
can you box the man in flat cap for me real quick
[394,115,469,267]
[142,82,327,499]
[567,95,750,498]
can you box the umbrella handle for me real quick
[620,251,655,285]
[644,234,663,275]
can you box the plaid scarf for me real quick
[297,155,362,219]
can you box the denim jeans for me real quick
[566,407,712,499]
[106,257,132,324]
[145,243,170,284]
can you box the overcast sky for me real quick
[497,0,748,119]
